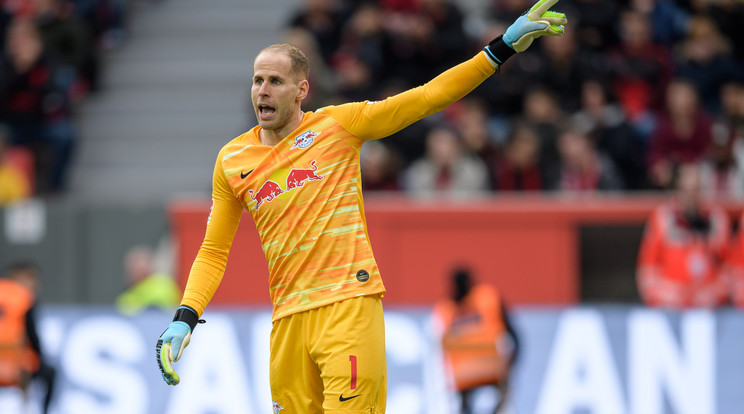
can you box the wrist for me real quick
[173,305,204,332]
[484,35,517,66]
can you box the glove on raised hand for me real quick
[484,0,567,65]
[156,306,203,385]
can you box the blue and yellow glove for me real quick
[484,0,567,65]
[156,306,203,385]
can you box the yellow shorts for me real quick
[270,294,386,413]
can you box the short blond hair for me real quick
[258,43,309,81]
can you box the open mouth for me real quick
[258,104,276,120]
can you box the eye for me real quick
[272,79,281,85]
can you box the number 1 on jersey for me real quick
[349,355,357,390]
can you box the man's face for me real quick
[251,51,307,132]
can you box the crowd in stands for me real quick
[0,0,125,203]
[284,0,744,197]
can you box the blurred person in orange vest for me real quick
[636,163,730,308]
[433,267,519,414]
[0,261,56,414]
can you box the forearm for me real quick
[180,198,242,316]
[180,249,230,316]
[407,52,497,116]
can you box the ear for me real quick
[296,79,309,102]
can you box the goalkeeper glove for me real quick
[156,305,203,385]
[484,0,567,65]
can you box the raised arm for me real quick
[322,0,567,141]
[322,52,497,141]
[156,152,243,386]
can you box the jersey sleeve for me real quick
[321,52,497,141]
[180,151,244,316]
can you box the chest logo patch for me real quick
[291,130,318,149]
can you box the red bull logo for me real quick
[248,180,284,210]
[248,160,324,210]
[286,160,323,190]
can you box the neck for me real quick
[259,109,304,146]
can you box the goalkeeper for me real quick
[156,0,566,412]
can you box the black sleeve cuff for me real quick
[484,35,517,65]
[173,305,204,332]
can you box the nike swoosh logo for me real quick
[339,394,361,402]
[241,169,254,179]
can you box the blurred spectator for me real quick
[433,267,519,414]
[609,9,674,135]
[697,0,744,62]
[699,121,743,198]
[555,127,624,191]
[34,0,97,98]
[334,53,377,102]
[647,79,712,189]
[488,0,531,26]
[1,17,76,193]
[452,98,498,180]
[570,79,647,189]
[381,0,469,87]
[636,163,730,308]
[360,140,401,192]
[287,0,345,63]
[629,0,689,47]
[403,127,489,198]
[562,0,620,51]
[116,245,181,316]
[493,122,544,191]
[674,15,742,114]
[0,261,56,414]
[0,124,33,203]
[522,87,562,185]
[532,26,610,114]
[334,2,389,83]
[417,0,470,73]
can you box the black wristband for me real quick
[484,35,517,65]
[173,305,205,332]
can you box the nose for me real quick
[257,82,270,97]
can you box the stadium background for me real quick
[1,0,744,412]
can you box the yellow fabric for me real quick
[269,295,386,413]
[116,273,181,316]
[0,165,30,205]
[181,52,497,320]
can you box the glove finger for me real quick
[172,332,191,362]
[528,18,564,35]
[164,344,181,385]
[545,24,565,35]
[540,11,567,26]
[170,334,184,360]
[519,20,550,36]
[528,0,560,19]
[156,341,180,385]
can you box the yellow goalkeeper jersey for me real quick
[181,52,496,321]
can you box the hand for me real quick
[504,0,567,52]
[484,0,567,64]
[156,321,191,385]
